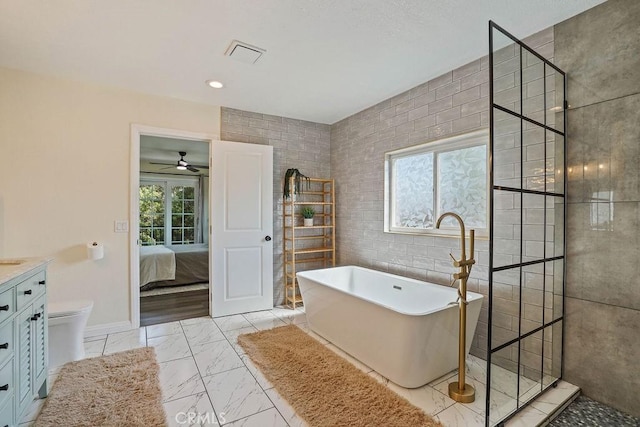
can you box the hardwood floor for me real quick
[140,288,209,326]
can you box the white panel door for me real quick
[212,140,273,316]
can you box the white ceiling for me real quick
[0,1,604,124]
[141,135,209,164]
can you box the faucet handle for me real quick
[449,253,462,267]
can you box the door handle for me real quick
[265,235,272,241]
[24,290,32,295]
[0,305,8,311]
[0,343,8,350]
[39,280,46,285]
[0,384,8,391]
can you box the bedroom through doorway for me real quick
[137,134,211,326]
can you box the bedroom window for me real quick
[384,130,489,235]
[139,178,199,246]
[139,184,165,245]
[171,185,196,245]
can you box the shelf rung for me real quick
[290,191,325,195]
[293,225,334,229]
[285,236,329,241]
[285,257,329,264]
[294,247,333,254]
[293,202,332,205]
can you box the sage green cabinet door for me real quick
[15,306,32,418]
[32,295,47,395]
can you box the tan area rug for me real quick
[238,325,442,427]
[35,347,166,427]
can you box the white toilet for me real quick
[48,300,93,368]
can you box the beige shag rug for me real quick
[238,325,442,427]
[35,347,166,427]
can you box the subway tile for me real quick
[452,86,481,107]
[414,90,437,108]
[407,104,430,122]
[396,99,415,115]
[413,114,436,131]
[436,106,461,124]
[426,71,452,91]
[435,80,461,100]
[248,118,269,129]
[452,113,481,133]
[460,69,489,91]
[241,110,263,120]
[428,96,453,115]
[453,59,482,80]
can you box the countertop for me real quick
[0,257,53,285]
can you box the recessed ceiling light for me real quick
[206,80,224,89]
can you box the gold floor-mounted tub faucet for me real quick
[436,212,476,403]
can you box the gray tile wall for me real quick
[220,108,331,306]
[330,29,554,360]
[555,0,640,417]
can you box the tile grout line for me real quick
[176,318,223,425]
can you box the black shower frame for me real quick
[486,20,568,426]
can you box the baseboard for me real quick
[84,320,133,338]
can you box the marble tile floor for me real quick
[20,307,579,427]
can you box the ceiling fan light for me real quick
[176,165,187,170]
[206,80,224,89]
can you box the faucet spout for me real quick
[435,212,467,261]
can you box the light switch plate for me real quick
[114,220,129,233]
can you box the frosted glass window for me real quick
[385,130,488,234]
[393,153,434,228]
[438,145,487,228]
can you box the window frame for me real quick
[139,174,200,246]
[384,129,490,237]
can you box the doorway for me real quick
[130,125,214,328]
[130,126,275,327]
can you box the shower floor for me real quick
[435,355,580,426]
[549,395,639,426]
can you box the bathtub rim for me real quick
[296,265,483,317]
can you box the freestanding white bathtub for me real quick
[297,266,483,388]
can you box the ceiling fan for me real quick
[149,151,209,173]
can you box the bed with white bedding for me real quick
[140,245,209,291]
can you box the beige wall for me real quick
[0,67,220,329]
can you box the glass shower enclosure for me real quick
[487,21,567,426]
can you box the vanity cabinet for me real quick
[0,261,48,427]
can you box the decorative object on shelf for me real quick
[283,168,310,199]
[283,177,335,309]
[301,206,315,226]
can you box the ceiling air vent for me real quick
[224,40,266,64]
